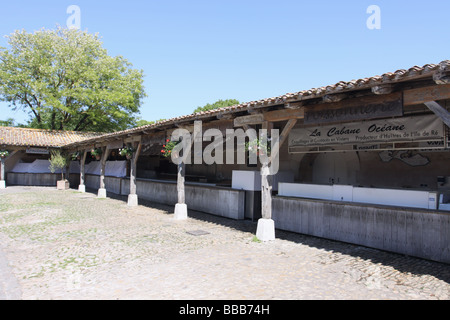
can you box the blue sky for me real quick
[0,0,449,126]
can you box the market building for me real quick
[1,60,450,264]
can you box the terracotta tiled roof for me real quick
[64,59,450,148]
[3,60,449,150]
[0,127,103,148]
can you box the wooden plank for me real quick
[263,108,304,122]
[404,84,450,106]
[107,139,124,150]
[234,113,265,127]
[424,101,450,128]
[124,135,142,143]
[304,92,403,125]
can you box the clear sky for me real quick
[0,0,449,126]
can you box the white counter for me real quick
[278,182,442,210]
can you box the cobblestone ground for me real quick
[0,186,449,300]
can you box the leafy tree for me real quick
[0,27,146,132]
[193,99,240,114]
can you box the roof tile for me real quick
[0,127,102,148]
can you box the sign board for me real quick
[289,115,445,152]
[234,113,265,127]
[26,147,49,155]
[304,92,403,125]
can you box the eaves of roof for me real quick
[29,60,450,149]
[0,126,103,148]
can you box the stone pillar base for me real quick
[57,180,70,190]
[78,185,86,193]
[256,218,275,241]
[174,203,188,220]
[0,180,5,189]
[97,188,107,198]
[127,194,138,207]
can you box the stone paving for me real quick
[0,186,449,300]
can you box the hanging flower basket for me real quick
[0,150,9,159]
[119,146,135,160]
[91,148,102,160]
[245,137,271,156]
[161,139,179,158]
[71,151,81,161]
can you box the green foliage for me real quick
[193,99,240,114]
[245,136,271,156]
[135,118,166,127]
[0,27,146,132]
[119,146,135,158]
[48,150,70,180]
[0,118,15,127]
[0,150,10,158]
[161,139,178,158]
[90,148,102,157]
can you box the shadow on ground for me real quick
[88,188,450,286]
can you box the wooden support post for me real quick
[98,147,111,198]
[256,119,297,241]
[260,164,272,220]
[256,163,275,241]
[78,150,87,193]
[177,161,186,204]
[172,132,196,220]
[128,141,142,206]
[256,121,276,241]
[174,160,188,220]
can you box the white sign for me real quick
[289,115,444,148]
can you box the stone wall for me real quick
[272,196,450,264]
[84,175,245,220]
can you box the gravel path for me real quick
[0,186,449,300]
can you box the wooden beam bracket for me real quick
[424,101,450,128]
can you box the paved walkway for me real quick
[0,244,21,299]
[0,186,449,300]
